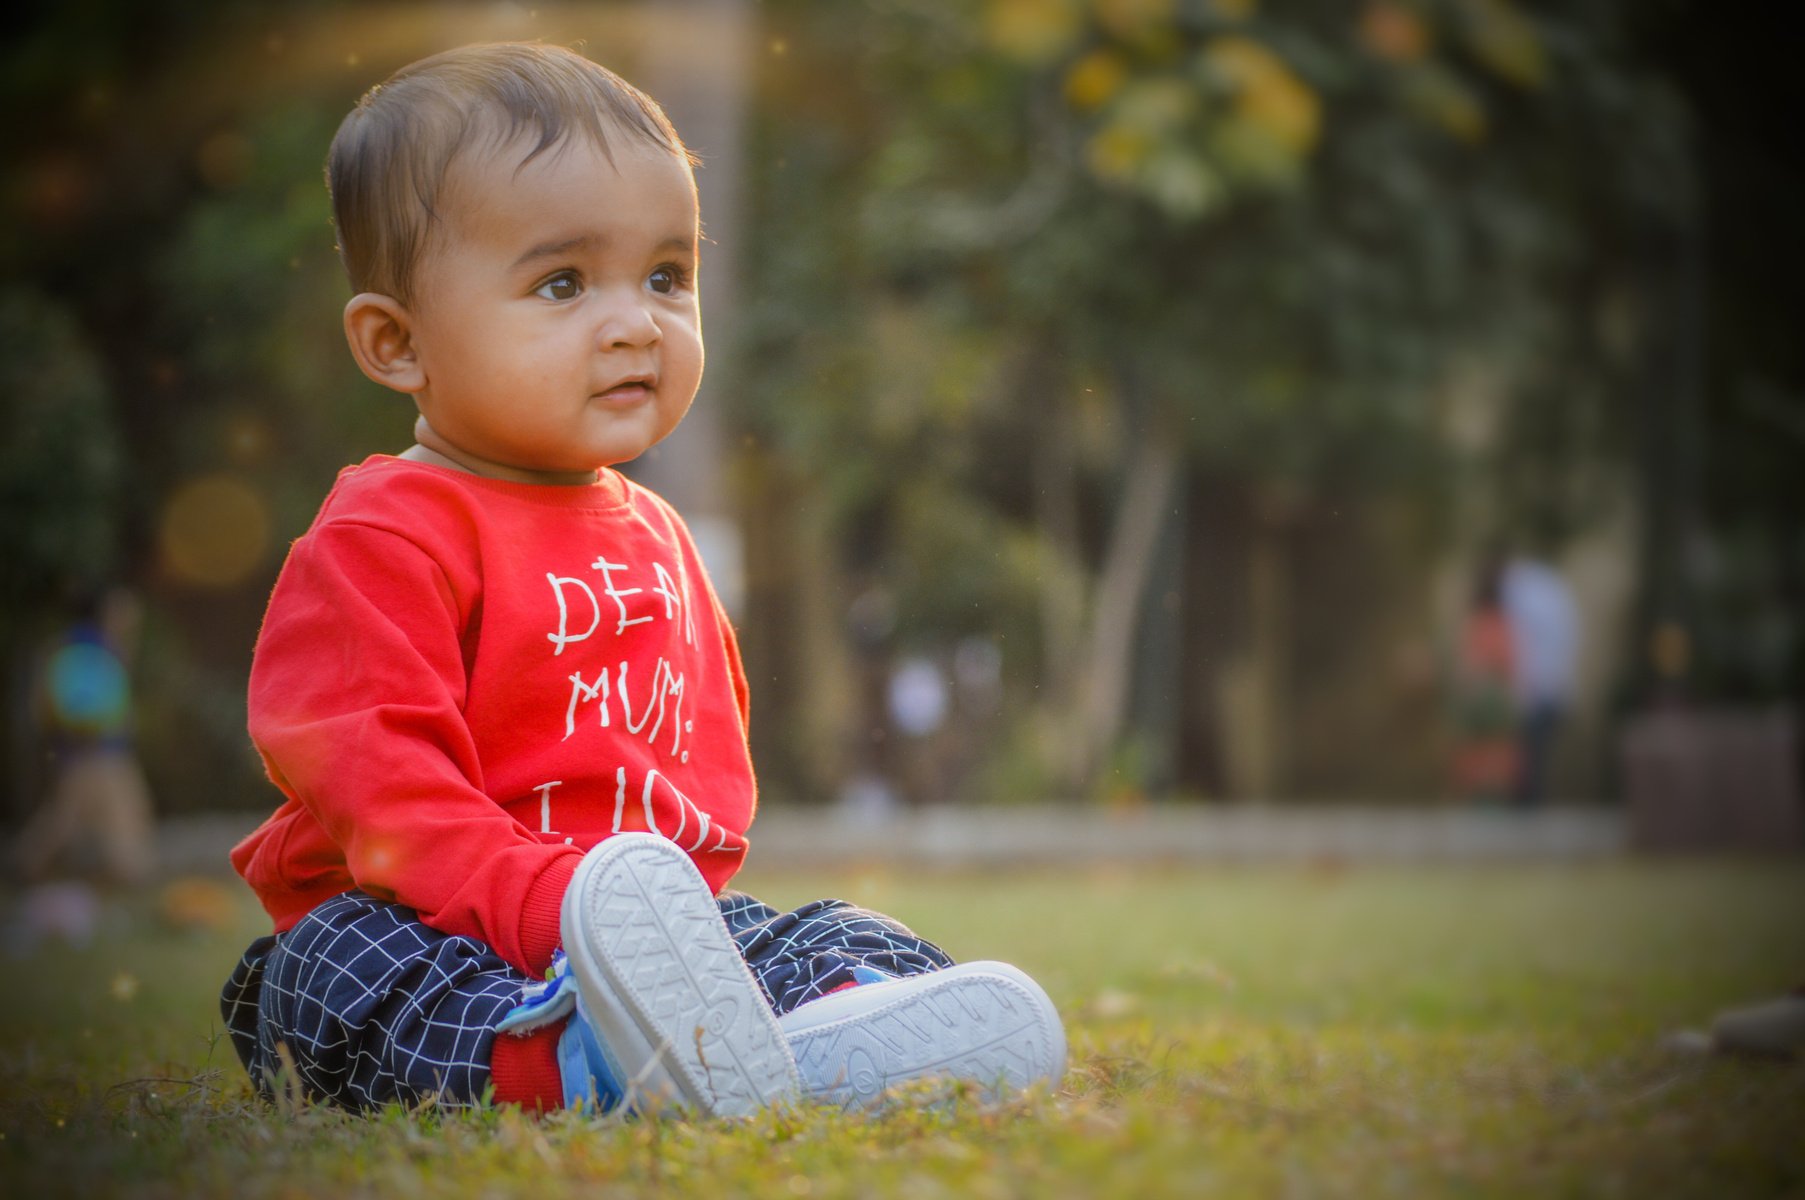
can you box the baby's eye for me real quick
[647,266,684,295]
[534,273,582,301]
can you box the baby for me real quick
[220,42,1063,1117]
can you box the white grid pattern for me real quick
[719,892,953,1015]
[223,887,953,1111]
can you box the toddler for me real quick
[220,42,1064,1117]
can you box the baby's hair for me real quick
[327,42,693,307]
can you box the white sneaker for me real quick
[778,961,1066,1110]
[560,834,800,1117]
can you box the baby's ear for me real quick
[343,293,425,394]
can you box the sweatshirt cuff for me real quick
[490,1025,563,1112]
[520,853,580,977]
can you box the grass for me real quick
[1,858,1801,1198]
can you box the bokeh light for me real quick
[158,473,271,589]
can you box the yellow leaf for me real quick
[1085,121,1155,183]
[1204,37,1321,158]
[985,0,1083,64]
[1242,70,1321,156]
[1065,48,1130,110]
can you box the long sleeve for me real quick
[243,520,578,974]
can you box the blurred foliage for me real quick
[0,1,1796,816]
[0,289,123,628]
[1,3,384,815]
[153,101,398,518]
[738,0,1696,797]
[749,0,1682,480]
[1645,11,1805,711]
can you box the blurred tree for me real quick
[0,290,124,818]
[741,0,1682,799]
[0,291,123,621]
[0,0,1779,817]
[1,0,377,815]
[1633,3,1805,718]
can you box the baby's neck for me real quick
[398,442,475,475]
[400,416,602,486]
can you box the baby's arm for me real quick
[248,520,579,974]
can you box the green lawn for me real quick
[2,860,1801,1198]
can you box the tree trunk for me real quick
[1063,416,1181,794]
[1029,348,1085,710]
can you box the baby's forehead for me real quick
[416,119,696,265]
[434,114,686,208]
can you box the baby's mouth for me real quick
[595,375,654,403]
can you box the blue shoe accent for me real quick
[849,965,895,987]
[496,950,578,1033]
[557,1002,628,1113]
[498,950,630,1113]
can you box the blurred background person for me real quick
[10,586,156,886]
[1502,554,1580,809]
[1450,559,1519,806]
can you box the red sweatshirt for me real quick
[231,456,757,980]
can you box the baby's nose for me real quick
[597,296,660,349]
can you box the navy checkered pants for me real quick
[220,889,953,1111]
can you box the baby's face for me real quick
[403,130,703,483]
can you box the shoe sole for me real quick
[779,961,1066,1111]
[560,833,799,1116]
